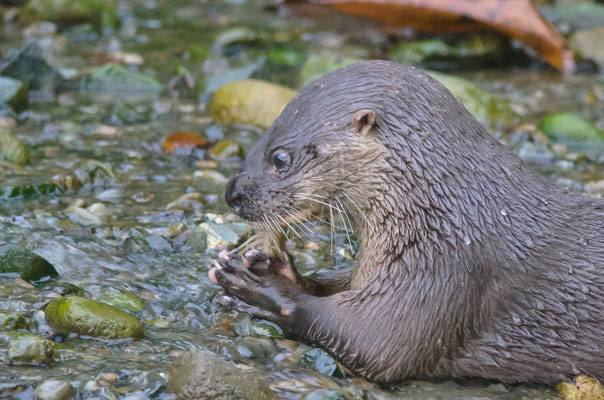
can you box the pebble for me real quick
[35,379,76,400]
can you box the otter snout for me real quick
[225,175,244,210]
[225,173,259,220]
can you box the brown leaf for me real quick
[163,131,212,153]
[305,0,575,71]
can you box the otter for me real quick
[208,60,604,384]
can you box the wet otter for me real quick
[208,60,604,384]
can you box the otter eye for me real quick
[271,151,290,171]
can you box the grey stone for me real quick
[35,379,76,400]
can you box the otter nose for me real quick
[225,176,244,210]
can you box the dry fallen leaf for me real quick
[163,131,213,153]
[301,0,575,71]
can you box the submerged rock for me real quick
[428,71,517,128]
[210,79,296,128]
[22,0,119,30]
[84,64,163,93]
[45,296,144,339]
[0,77,28,111]
[305,389,345,400]
[0,126,29,165]
[0,310,28,330]
[168,351,279,400]
[538,113,604,143]
[195,221,240,251]
[35,379,76,400]
[0,243,59,283]
[0,42,61,94]
[7,335,54,365]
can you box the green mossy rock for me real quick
[538,113,604,143]
[428,71,517,128]
[300,55,360,87]
[84,64,163,93]
[101,291,144,312]
[22,0,119,29]
[211,79,297,128]
[390,36,510,70]
[45,296,144,339]
[0,126,29,166]
[0,243,59,283]
[0,310,28,330]
[0,183,63,200]
[0,77,28,111]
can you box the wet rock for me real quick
[557,375,604,400]
[300,54,360,87]
[166,192,204,214]
[0,310,28,330]
[84,64,163,94]
[301,348,343,377]
[0,243,59,284]
[305,389,345,400]
[73,159,123,187]
[0,182,63,200]
[168,351,279,400]
[251,319,284,339]
[196,221,240,251]
[209,139,244,160]
[101,290,144,312]
[538,113,604,143]
[542,2,604,32]
[0,126,29,165]
[192,169,229,185]
[64,205,103,226]
[22,0,119,30]
[428,71,517,128]
[0,77,28,111]
[236,336,277,363]
[145,235,173,252]
[0,42,60,94]
[569,27,604,67]
[35,379,76,400]
[7,335,54,365]
[210,79,296,129]
[390,35,511,70]
[201,56,264,95]
[45,296,144,339]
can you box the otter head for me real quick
[225,97,383,228]
[223,64,401,233]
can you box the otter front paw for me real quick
[208,250,303,329]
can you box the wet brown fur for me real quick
[220,61,604,384]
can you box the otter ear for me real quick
[351,109,376,136]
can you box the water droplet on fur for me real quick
[579,237,588,246]
[511,314,521,325]
[500,209,508,216]
[464,236,471,245]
